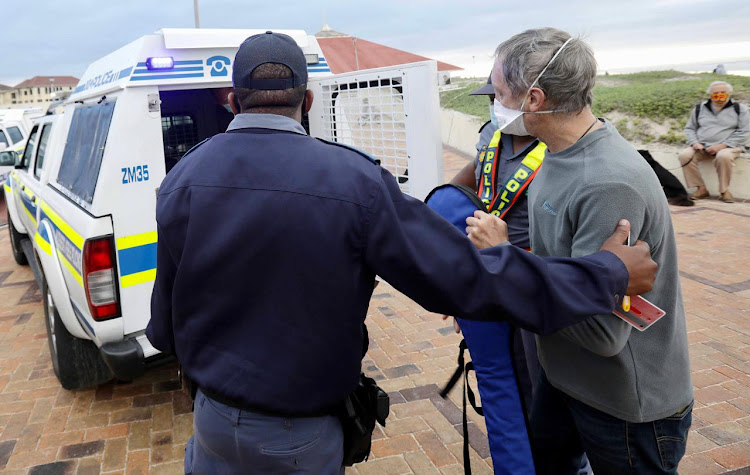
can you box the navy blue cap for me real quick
[469,75,495,96]
[233,31,308,90]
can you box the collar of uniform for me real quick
[500,133,539,161]
[227,113,307,135]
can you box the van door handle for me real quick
[20,185,25,191]
[31,196,37,204]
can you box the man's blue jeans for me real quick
[530,370,692,474]
[185,389,345,474]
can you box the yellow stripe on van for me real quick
[40,201,84,249]
[3,184,10,194]
[120,268,156,288]
[116,231,158,250]
[57,249,83,287]
[22,203,37,226]
[35,233,52,256]
[22,187,34,199]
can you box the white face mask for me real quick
[493,37,574,137]
[488,102,498,127]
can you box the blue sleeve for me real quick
[364,168,628,335]
[147,225,176,354]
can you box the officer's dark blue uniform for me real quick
[146,31,630,474]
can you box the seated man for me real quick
[678,80,749,203]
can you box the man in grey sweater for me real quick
[678,81,749,203]
[487,28,693,474]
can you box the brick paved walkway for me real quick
[0,151,748,473]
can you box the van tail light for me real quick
[83,237,120,321]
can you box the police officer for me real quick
[451,74,545,412]
[147,32,657,474]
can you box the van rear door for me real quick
[307,60,444,200]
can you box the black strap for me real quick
[440,339,482,475]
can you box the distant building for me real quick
[0,76,79,108]
[315,24,462,85]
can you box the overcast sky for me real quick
[2,0,749,85]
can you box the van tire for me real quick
[42,278,112,390]
[8,211,28,266]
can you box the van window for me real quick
[162,114,199,167]
[7,127,23,144]
[21,126,40,171]
[34,124,53,179]
[0,130,8,148]
[56,102,116,203]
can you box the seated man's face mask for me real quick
[711,92,730,104]
[493,37,574,137]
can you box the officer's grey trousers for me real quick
[185,389,344,474]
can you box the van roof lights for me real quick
[145,57,175,70]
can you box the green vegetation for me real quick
[440,71,750,144]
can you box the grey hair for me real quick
[707,81,733,94]
[494,28,597,114]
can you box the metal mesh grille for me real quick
[319,76,409,192]
[162,115,199,163]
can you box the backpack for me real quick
[424,184,535,475]
[694,101,741,129]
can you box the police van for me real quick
[0,108,44,182]
[3,28,443,389]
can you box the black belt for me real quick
[200,387,339,418]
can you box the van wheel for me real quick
[7,211,28,266]
[43,278,112,389]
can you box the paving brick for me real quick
[355,456,411,475]
[404,450,441,474]
[400,384,441,402]
[38,430,85,450]
[128,420,151,451]
[705,442,750,469]
[124,449,149,475]
[84,424,129,442]
[391,400,435,419]
[28,460,76,474]
[383,416,430,437]
[694,403,750,425]
[0,439,17,468]
[415,430,456,467]
[110,408,151,425]
[371,434,419,457]
[679,454,727,474]
[695,385,740,405]
[102,438,127,472]
[60,440,105,460]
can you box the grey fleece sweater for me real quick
[528,120,692,423]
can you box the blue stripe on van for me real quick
[118,243,158,276]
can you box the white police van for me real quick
[4,28,443,389]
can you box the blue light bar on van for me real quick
[145,57,175,70]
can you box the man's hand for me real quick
[599,219,658,295]
[466,211,508,249]
[442,315,461,334]
[705,143,728,155]
[691,142,704,151]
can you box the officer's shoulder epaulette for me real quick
[314,137,381,166]
[181,137,211,160]
[478,120,492,134]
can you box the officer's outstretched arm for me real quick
[363,168,629,336]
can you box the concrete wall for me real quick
[440,108,750,200]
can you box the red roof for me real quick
[14,76,79,89]
[318,37,462,74]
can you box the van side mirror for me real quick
[0,151,16,167]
